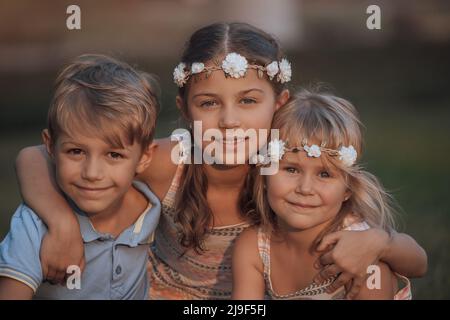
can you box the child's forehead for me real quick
[281,150,333,169]
[56,131,134,151]
[282,150,320,164]
[187,66,272,96]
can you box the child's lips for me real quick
[75,185,112,196]
[287,201,319,209]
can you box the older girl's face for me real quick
[177,60,289,165]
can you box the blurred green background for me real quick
[1,0,449,299]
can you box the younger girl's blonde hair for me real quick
[253,88,397,247]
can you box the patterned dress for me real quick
[257,216,412,300]
[147,164,250,299]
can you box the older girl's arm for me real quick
[15,145,84,285]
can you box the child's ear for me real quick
[343,190,352,202]
[41,129,54,159]
[275,89,290,111]
[136,142,157,174]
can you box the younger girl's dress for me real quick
[257,216,412,300]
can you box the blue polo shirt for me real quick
[0,181,160,300]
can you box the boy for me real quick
[0,54,161,299]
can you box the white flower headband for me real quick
[253,138,358,167]
[173,52,292,87]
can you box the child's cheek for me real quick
[266,175,289,208]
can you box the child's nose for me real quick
[295,174,314,195]
[218,105,240,129]
[81,157,104,181]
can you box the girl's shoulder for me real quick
[233,225,263,273]
[139,137,180,201]
[236,225,259,243]
[234,226,260,258]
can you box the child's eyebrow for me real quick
[191,88,264,99]
[239,88,265,95]
[281,157,331,170]
[60,141,131,152]
[60,141,80,146]
[191,92,219,99]
[280,159,300,167]
[109,146,132,152]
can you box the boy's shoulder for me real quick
[8,203,48,236]
[0,204,48,293]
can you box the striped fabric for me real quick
[257,216,412,300]
[147,164,250,299]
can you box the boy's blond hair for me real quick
[48,54,160,150]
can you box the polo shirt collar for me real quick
[69,180,161,246]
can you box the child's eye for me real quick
[109,152,123,160]
[319,171,331,178]
[68,148,83,155]
[285,167,298,174]
[240,97,256,104]
[200,100,218,108]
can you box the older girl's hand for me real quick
[313,228,390,299]
[40,218,85,286]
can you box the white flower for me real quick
[304,144,321,158]
[221,53,248,78]
[266,61,279,80]
[268,139,286,161]
[191,62,205,74]
[251,154,269,165]
[277,58,292,83]
[338,145,357,166]
[173,63,188,87]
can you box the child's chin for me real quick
[72,199,111,216]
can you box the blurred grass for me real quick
[1,44,449,299]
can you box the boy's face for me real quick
[42,129,153,218]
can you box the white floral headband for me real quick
[253,138,358,167]
[173,52,292,87]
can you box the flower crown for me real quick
[253,138,358,167]
[173,52,292,87]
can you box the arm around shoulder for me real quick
[15,145,85,284]
[353,262,396,300]
[380,231,427,278]
[136,137,180,201]
[15,144,74,227]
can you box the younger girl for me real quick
[232,89,412,300]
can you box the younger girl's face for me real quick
[178,59,288,165]
[266,150,351,231]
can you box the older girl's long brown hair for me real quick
[174,22,289,253]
